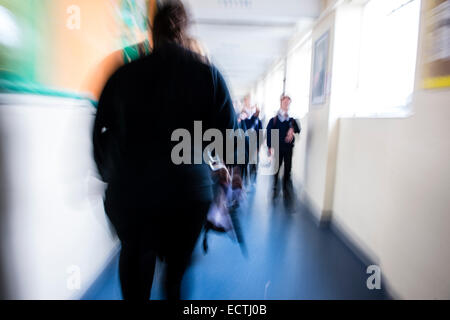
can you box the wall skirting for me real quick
[299,188,330,227]
[328,216,398,299]
[298,189,397,299]
[78,241,121,300]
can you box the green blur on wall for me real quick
[0,0,49,83]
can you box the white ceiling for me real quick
[184,0,321,98]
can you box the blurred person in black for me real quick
[266,94,301,202]
[241,96,263,185]
[237,109,249,186]
[93,0,237,300]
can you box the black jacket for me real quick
[266,115,301,151]
[243,115,263,150]
[93,42,237,208]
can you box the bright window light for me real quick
[285,39,312,119]
[262,62,285,121]
[0,6,21,47]
[357,0,421,115]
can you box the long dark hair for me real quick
[152,0,190,49]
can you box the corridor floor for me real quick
[82,175,389,300]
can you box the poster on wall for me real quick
[311,31,329,105]
[422,0,450,89]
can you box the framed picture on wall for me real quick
[311,31,329,105]
[421,0,450,89]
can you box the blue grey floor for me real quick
[82,175,389,300]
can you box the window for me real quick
[285,38,312,119]
[250,37,312,122]
[356,0,421,115]
[253,80,264,110]
[261,62,285,121]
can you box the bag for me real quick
[206,188,233,233]
[202,152,247,255]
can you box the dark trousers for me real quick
[273,148,293,197]
[242,148,260,186]
[116,201,209,300]
[248,151,259,183]
[240,163,248,186]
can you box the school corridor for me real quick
[81,175,389,300]
[0,0,449,300]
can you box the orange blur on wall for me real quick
[45,0,156,100]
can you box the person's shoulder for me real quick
[160,42,211,67]
[114,43,217,83]
[208,61,230,83]
[170,44,218,84]
[290,118,301,130]
[107,53,150,82]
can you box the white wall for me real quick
[332,89,450,299]
[246,0,450,299]
[299,9,335,221]
[314,0,450,299]
[291,115,308,192]
[0,94,118,299]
